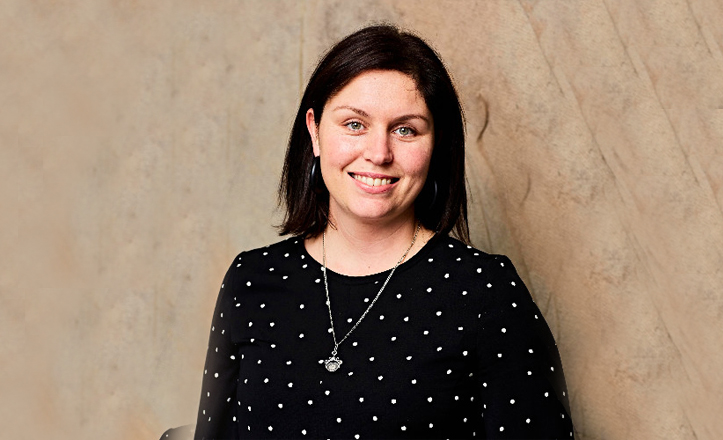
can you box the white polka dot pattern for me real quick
[194,236,574,439]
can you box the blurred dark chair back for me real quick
[158,425,194,440]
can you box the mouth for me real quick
[350,173,399,187]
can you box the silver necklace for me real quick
[321,223,422,372]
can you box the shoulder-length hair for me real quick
[278,24,469,243]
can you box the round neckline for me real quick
[297,233,443,285]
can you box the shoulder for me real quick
[426,234,515,273]
[233,236,303,266]
[214,236,308,307]
[242,236,304,257]
[421,234,532,308]
[220,236,306,287]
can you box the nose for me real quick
[363,130,393,165]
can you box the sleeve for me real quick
[475,255,574,439]
[193,257,241,440]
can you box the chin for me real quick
[347,203,413,224]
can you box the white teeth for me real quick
[353,174,392,187]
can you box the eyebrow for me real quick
[332,105,430,124]
[333,105,370,118]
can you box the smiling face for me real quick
[306,70,434,228]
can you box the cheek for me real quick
[321,145,357,172]
[318,130,357,165]
[406,149,434,179]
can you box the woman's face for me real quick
[306,70,434,227]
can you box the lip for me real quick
[350,171,397,179]
[349,172,398,194]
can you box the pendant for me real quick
[324,356,342,372]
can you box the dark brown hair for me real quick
[278,24,469,243]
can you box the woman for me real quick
[194,25,574,439]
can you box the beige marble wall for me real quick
[2,1,722,439]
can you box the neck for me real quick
[307,214,432,276]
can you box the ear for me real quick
[305,108,320,157]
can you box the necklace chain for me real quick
[321,223,421,372]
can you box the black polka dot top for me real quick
[194,234,574,439]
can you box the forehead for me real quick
[324,70,429,115]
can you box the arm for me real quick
[193,257,242,440]
[476,256,574,439]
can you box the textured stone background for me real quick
[2,1,722,439]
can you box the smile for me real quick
[350,173,398,187]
